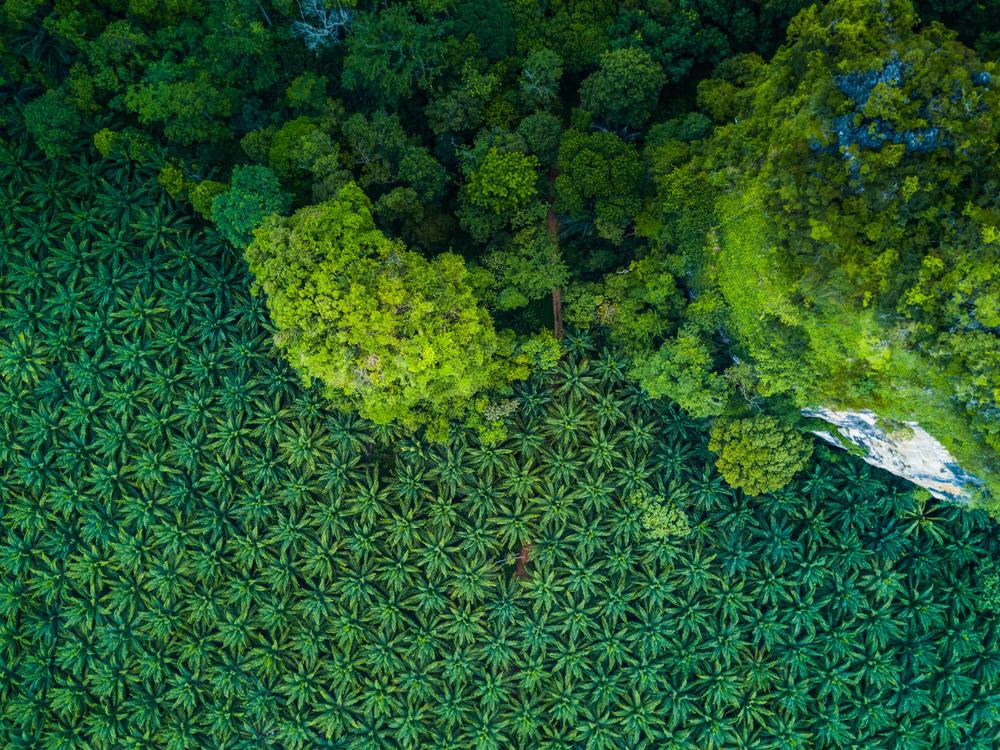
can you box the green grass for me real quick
[2,138,1000,749]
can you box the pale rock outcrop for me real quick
[803,407,983,504]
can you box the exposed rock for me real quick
[809,55,993,171]
[803,407,984,504]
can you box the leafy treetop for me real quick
[245,181,522,439]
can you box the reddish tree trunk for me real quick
[546,203,564,340]
[546,205,559,240]
[551,287,563,340]
[514,545,532,578]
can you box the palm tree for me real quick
[488,497,537,550]
[323,410,371,454]
[456,521,498,560]
[383,503,424,549]
[553,591,598,641]
[593,391,626,429]
[357,675,402,721]
[487,576,525,628]
[507,415,546,459]
[543,675,585,727]
[428,443,472,497]
[508,695,544,745]
[345,467,390,525]
[500,457,543,501]
[897,584,947,631]
[460,476,502,523]
[425,493,460,533]
[542,399,592,449]
[363,634,406,676]
[540,442,584,485]
[387,701,428,748]
[449,557,498,605]
[512,380,552,422]
[591,347,628,384]
[562,329,594,358]
[334,557,380,610]
[615,449,653,496]
[582,426,622,473]
[554,357,597,402]
[439,642,478,682]
[465,441,512,482]
[899,493,948,544]
[389,462,433,505]
[375,550,419,595]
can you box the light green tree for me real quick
[630,490,691,540]
[709,416,813,495]
[245,182,522,439]
[482,226,568,311]
[460,146,542,243]
[466,147,539,215]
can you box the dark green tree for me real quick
[23,89,81,157]
[579,47,665,130]
[555,130,642,245]
[341,6,450,107]
[212,165,291,247]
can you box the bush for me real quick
[92,128,120,157]
[977,560,1000,613]
[709,416,813,495]
[24,90,81,158]
[157,163,186,198]
[630,490,691,540]
[189,180,228,220]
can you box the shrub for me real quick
[157,163,186,198]
[977,560,1000,613]
[24,90,81,157]
[92,128,120,157]
[630,490,691,540]
[709,416,813,495]
[189,180,228,220]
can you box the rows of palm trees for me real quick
[1,136,999,748]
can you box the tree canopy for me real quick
[5,0,1000,746]
[245,182,519,438]
[693,0,1000,498]
[4,0,1000,504]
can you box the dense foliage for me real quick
[4,0,999,503]
[688,0,1000,500]
[3,146,1000,749]
[245,181,528,438]
[709,417,814,496]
